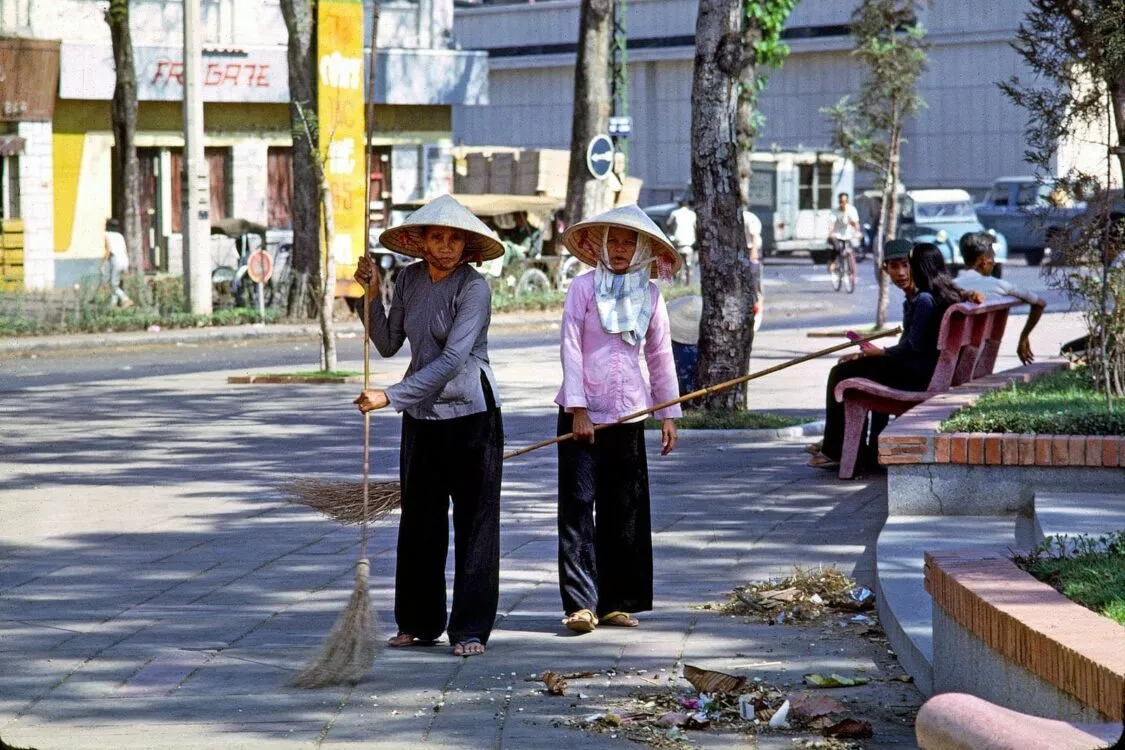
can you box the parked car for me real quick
[975,176,1085,266]
[897,189,1009,277]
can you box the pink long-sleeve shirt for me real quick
[554,272,683,423]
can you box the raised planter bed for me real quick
[878,361,1125,516]
[925,549,1125,724]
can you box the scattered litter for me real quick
[850,614,873,624]
[824,718,874,739]
[719,566,877,625]
[148,324,161,333]
[788,692,846,722]
[804,674,871,689]
[888,674,914,683]
[768,699,790,728]
[541,671,567,696]
[683,665,747,694]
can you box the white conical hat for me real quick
[562,203,682,275]
[378,194,505,261]
[667,294,702,345]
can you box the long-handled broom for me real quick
[286,326,902,524]
[286,282,379,689]
[287,0,383,689]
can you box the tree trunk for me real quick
[106,0,144,278]
[735,12,761,208]
[565,0,613,226]
[281,0,320,318]
[875,113,903,330]
[1110,79,1125,190]
[318,182,338,372]
[691,0,756,411]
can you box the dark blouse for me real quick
[883,291,947,380]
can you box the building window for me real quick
[0,156,20,219]
[817,162,834,209]
[798,164,814,210]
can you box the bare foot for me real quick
[452,639,485,657]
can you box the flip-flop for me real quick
[807,453,839,469]
[387,633,440,648]
[599,611,639,627]
[562,609,598,633]
[804,442,824,455]
[452,637,485,657]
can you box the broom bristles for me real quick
[288,559,377,689]
[284,478,402,525]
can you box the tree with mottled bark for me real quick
[105,0,144,279]
[692,0,793,410]
[824,0,928,329]
[280,0,321,319]
[565,0,613,226]
[1001,0,1125,399]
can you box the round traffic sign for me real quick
[586,134,614,180]
[247,250,274,284]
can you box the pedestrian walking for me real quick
[353,194,505,658]
[101,218,133,308]
[554,204,682,633]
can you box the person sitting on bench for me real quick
[807,241,967,471]
[954,231,1046,365]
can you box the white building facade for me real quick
[453,0,1056,205]
[0,0,487,289]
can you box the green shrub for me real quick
[1013,532,1125,626]
[942,367,1125,435]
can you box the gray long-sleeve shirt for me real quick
[367,261,501,420]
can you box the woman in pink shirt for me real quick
[555,204,683,634]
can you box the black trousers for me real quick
[395,404,503,645]
[557,408,653,617]
[821,356,930,463]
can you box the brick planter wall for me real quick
[926,550,1125,722]
[879,361,1125,516]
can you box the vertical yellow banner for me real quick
[317,0,366,297]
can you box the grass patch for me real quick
[941,367,1125,436]
[645,409,808,430]
[1013,532,1125,626]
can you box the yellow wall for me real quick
[52,99,453,256]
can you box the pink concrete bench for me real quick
[834,299,1018,479]
[916,693,1122,749]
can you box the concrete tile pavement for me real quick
[0,312,1084,748]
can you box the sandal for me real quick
[600,611,639,628]
[387,632,439,648]
[452,637,485,657]
[804,441,824,455]
[562,609,598,633]
[807,453,839,469]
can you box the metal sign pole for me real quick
[257,280,265,325]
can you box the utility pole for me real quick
[182,0,212,314]
[609,0,628,171]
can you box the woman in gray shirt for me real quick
[354,194,505,658]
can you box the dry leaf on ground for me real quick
[682,665,748,694]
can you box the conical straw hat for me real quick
[562,204,682,275]
[378,194,505,261]
[667,294,702,345]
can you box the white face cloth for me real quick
[593,228,655,346]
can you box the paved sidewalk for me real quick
[0,310,1085,749]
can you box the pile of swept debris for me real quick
[552,664,875,748]
[709,565,875,626]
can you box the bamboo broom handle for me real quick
[501,326,902,461]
